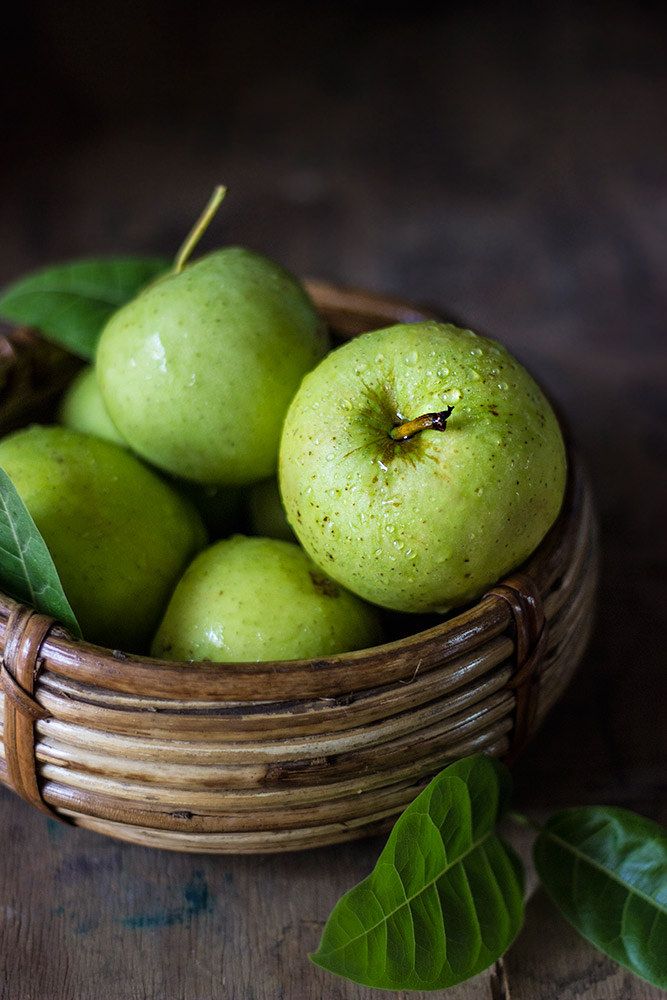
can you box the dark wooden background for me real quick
[1,3,665,998]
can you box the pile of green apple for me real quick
[0,205,567,662]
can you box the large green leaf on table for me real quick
[534,806,667,990]
[0,257,169,359]
[0,469,80,636]
[311,755,524,991]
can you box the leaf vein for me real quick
[318,828,495,960]
[544,829,667,914]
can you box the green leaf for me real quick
[311,755,524,991]
[0,257,169,359]
[0,469,81,636]
[534,806,667,990]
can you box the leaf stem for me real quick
[174,185,227,274]
[508,810,543,833]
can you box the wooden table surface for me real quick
[1,5,665,998]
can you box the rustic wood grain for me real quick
[501,819,666,1000]
[1,3,665,997]
[0,786,498,1000]
[506,889,665,1000]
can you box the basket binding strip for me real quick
[0,285,598,853]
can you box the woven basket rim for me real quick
[0,280,581,702]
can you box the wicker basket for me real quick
[0,283,598,853]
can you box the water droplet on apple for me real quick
[497,381,508,391]
[470,347,483,356]
[325,453,335,462]
[437,367,450,377]
[340,399,353,411]
[393,539,404,550]
[375,353,385,364]
[385,524,395,534]
[441,388,462,404]
[404,351,418,364]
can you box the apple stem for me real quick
[173,185,227,274]
[389,406,454,441]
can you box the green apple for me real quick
[247,478,294,541]
[279,322,567,613]
[96,247,328,485]
[58,369,243,537]
[0,425,206,649]
[58,366,125,446]
[151,535,383,662]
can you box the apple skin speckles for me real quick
[152,536,382,661]
[97,248,328,486]
[0,425,206,650]
[279,322,567,613]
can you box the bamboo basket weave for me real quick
[0,283,598,853]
